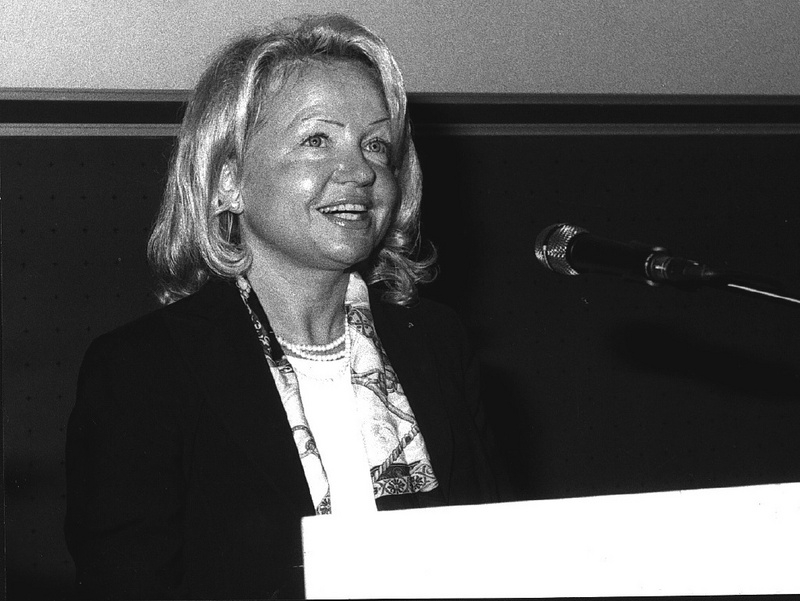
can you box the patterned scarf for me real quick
[236,273,439,515]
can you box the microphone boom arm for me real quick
[535,223,800,307]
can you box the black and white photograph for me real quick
[2,1,799,599]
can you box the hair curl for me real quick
[148,13,436,306]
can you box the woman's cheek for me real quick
[298,175,316,195]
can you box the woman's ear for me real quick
[218,163,244,214]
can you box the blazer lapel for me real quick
[370,294,455,501]
[163,280,315,517]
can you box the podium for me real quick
[302,482,800,598]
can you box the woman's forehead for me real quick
[265,58,382,100]
[252,59,390,128]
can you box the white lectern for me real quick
[302,482,800,598]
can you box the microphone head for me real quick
[534,223,587,276]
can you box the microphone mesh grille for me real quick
[534,223,586,276]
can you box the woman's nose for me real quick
[333,147,376,187]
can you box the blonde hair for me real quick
[148,13,436,305]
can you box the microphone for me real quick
[534,223,720,284]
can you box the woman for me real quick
[65,14,502,600]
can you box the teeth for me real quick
[318,203,368,214]
[333,212,360,221]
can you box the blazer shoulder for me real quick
[416,296,465,328]
[369,289,462,326]
[93,279,232,342]
[81,279,237,375]
[369,290,472,357]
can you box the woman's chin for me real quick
[313,230,382,269]
[321,245,375,271]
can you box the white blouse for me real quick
[286,355,378,515]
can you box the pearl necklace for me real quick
[275,315,351,362]
[275,330,346,353]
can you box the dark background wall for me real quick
[3,97,800,599]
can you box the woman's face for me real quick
[233,59,399,275]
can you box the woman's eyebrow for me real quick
[300,117,391,127]
[301,117,345,127]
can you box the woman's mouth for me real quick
[317,203,371,226]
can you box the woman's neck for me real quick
[245,262,350,347]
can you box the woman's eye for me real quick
[365,138,390,155]
[302,134,328,148]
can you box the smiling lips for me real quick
[317,202,370,222]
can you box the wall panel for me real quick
[2,136,173,600]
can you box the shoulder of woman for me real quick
[87,278,237,352]
[370,291,472,359]
[75,287,226,419]
[78,282,226,386]
[78,310,180,402]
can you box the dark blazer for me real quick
[65,278,502,600]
